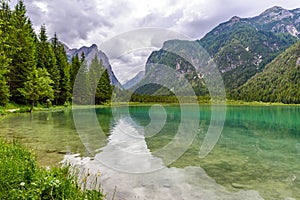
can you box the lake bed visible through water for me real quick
[1,105,299,199]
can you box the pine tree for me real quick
[0,48,10,106]
[0,1,11,105]
[89,55,100,103]
[70,54,81,90]
[52,33,71,104]
[72,60,90,105]
[8,0,37,103]
[80,52,85,64]
[95,63,113,104]
[88,55,113,104]
[36,25,59,104]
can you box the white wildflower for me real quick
[20,182,25,186]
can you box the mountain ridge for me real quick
[139,6,299,95]
[208,6,300,38]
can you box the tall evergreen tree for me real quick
[89,55,100,102]
[88,55,113,104]
[52,33,71,104]
[72,60,90,105]
[36,25,59,104]
[70,54,81,90]
[8,0,36,103]
[80,52,85,64]
[0,1,12,105]
[0,43,10,106]
[96,68,113,104]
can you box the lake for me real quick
[1,105,299,199]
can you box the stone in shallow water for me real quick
[58,150,69,154]
[231,183,250,189]
[46,149,57,153]
[296,58,300,65]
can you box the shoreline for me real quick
[1,99,300,116]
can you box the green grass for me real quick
[0,139,104,200]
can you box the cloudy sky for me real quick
[9,0,300,84]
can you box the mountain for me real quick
[198,19,297,90]
[200,6,299,90]
[64,44,122,88]
[251,6,300,37]
[123,71,145,89]
[143,40,208,96]
[237,41,300,104]
[143,6,299,95]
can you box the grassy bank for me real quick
[0,139,104,200]
[0,102,72,117]
[0,103,30,115]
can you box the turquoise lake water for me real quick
[0,105,299,199]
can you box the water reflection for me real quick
[64,111,262,200]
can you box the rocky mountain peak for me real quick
[226,16,242,27]
[230,16,241,22]
[264,6,285,13]
[292,8,300,14]
[91,44,98,49]
[259,6,293,22]
[63,43,122,88]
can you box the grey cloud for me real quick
[117,50,152,65]
[107,1,131,18]
[22,0,113,47]
[139,10,183,28]
[49,1,111,39]
[24,2,45,24]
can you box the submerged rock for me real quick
[231,183,250,189]
[58,150,70,154]
[46,149,57,153]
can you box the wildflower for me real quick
[55,179,60,184]
[20,182,25,187]
[46,166,50,171]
